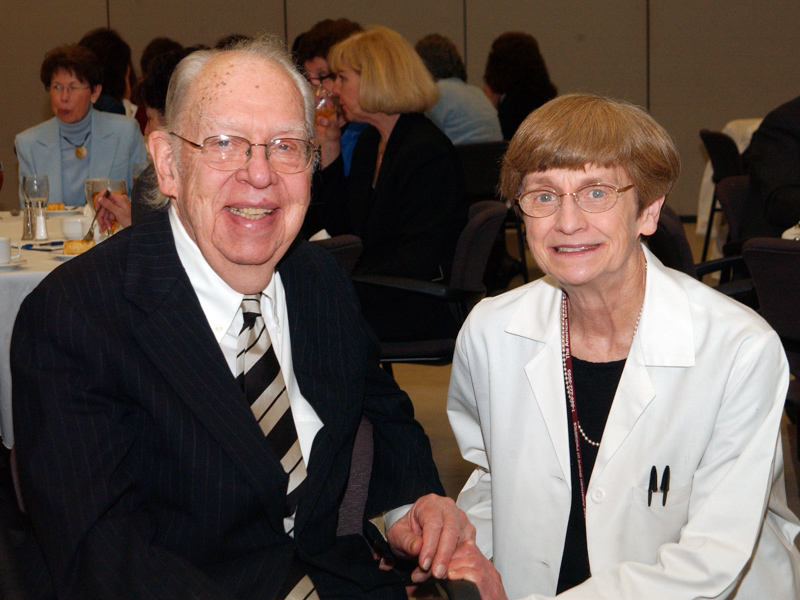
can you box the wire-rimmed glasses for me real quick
[516,183,634,218]
[170,133,317,174]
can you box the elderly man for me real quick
[11,38,468,599]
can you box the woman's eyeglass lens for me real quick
[517,184,634,218]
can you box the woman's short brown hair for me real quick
[40,44,102,90]
[500,93,680,213]
[327,26,438,115]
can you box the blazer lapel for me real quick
[123,212,288,530]
[32,120,63,205]
[508,279,573,483]
[88,110,121,182]
[591,247,696,480]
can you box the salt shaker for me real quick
[21,199,34,240]
[33,200,49,241]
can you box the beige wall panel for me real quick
[650,1,800,216]
[0,1,108,209]
[464,0,647,101]
[286,0,465,60]
[650,0,800,214]
[109,0,286,70]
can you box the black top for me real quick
[557,357,626,593]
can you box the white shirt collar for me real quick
[169,205,274,342]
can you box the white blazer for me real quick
[448,246,800,599]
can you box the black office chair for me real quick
[455,141,527,287]
[647,205,756,307]
[742,238,800,451]
[312,234,363,275]
[353,201,507,374]
[699,130,745,262]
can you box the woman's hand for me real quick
[447,540,508,600]
[315,112,342,169]
[95,190,132,232]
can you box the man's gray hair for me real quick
[143,36,316,211]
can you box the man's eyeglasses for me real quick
[49,83,90,94]
[305,72,336,86]
[170,133,317,174]
[516,183,634,218]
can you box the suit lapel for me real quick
[278,242,359,534]
[123,212,288,531]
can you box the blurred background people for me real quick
[79,27,137,118]
[308,25,467,342]
[139,36,183,76]
[741,94,800,239]
[294,18,365,176]
[483,31,557,140]
[415,33,502,145]
[15,44,146,207]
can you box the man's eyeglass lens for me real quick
[171,134,315,174]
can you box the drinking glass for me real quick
[23,174,49,205]
[313,85,338,122]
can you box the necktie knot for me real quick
[241,293,262,327]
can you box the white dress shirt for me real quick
[168,206,322,464]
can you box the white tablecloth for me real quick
[0,212,70,448]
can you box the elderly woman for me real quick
[445,94,800,599]
[15,44,147,207]
[309,26,466,343]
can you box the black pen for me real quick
[661,466,670,506]
[648,466,658,507]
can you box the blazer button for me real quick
[590,487,605,503]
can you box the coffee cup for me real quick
[61,216,91,240]
[0,237,21,265]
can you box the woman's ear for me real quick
[639,196,665,237]
[148,132,179,199]
[90,84,102,103]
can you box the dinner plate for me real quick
[46,207,84,217]
[0,259,27,272]
[53,254,76,262]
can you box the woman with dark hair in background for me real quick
[310,26,467,343]
[79,27,136,118]
[484,31,557,140]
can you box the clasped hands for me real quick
[385,494,508,600]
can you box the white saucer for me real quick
[53,254,75,262]
[0,259,27,272]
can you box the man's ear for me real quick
[639,196,665,237]
[148,131,179,200]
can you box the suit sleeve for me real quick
[11,285,235,600]
[357,312,446,518]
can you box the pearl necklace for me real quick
[561,260,647,448]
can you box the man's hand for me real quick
[95,191,132,232]
[386,494,475,583]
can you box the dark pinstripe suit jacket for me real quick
[11,210,444,599]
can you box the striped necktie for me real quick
[237,294,319,600]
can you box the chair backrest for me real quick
[312,235,363,275]
[455,141,508,202]
[449,201,509,297]
[743,238,800,344]
[714,175,749,242]
[699,129,744,184]
[647,204,698,278]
